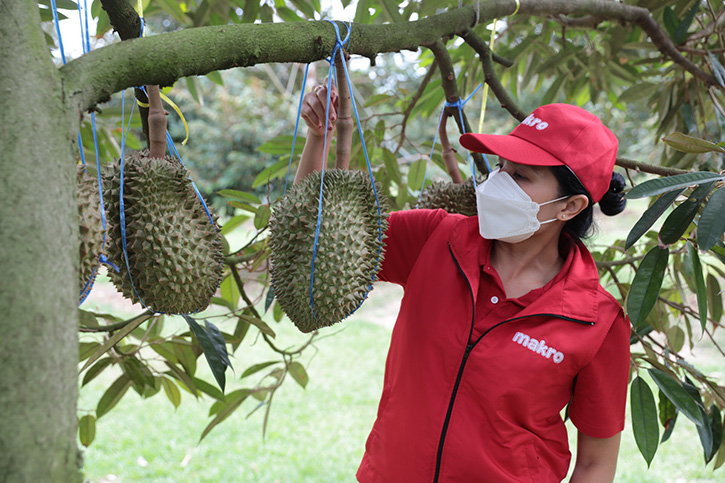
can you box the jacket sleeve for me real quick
[568,310,631,438]
[378,209,449,287]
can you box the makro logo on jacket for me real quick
[512,332,564,363]
[520,114,549,130]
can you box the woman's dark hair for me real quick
[550,166,627,240]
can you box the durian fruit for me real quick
[417,177,479,216]
[77,165,106,298]
[103,150,224,314]
[269,169,389,333]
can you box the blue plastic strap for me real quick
[417,83,490,198]
[49,0,67,65]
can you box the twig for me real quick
[395,59,438,155]
[615,157,690,177]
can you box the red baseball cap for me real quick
[460,103,618,203]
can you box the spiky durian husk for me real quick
[103,150,224,314]
[417,177,479,216]
[77,165,106,298]
[269,169,389,333]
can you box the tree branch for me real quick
[615,157,691,177]
[459,28,527,122]
[428,39,487,175]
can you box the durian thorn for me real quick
[146,85,168,159]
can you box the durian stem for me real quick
[334,51,353,170]
[439,116,464,184]
[146,85,167,159]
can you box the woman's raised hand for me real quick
[301,81,339,137]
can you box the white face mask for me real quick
[476,168,568,243]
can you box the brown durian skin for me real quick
[269,169,389,333]
[77,165,106,299]
[417,177,479,216]
[103,150,224,314]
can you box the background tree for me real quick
[2,0,725,481]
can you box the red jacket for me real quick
[357,209,630,483]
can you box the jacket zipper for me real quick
[433,245,592,482]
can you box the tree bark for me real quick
[0,1,81,482]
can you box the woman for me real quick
[296,85,630,482]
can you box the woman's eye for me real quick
[513,172,526,181]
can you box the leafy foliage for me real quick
[42,0,725,472]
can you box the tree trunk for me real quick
[0,1,82,481]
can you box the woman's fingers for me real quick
[302,84,338,135]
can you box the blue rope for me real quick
[115,84,215,315]
[303,20,380,322]
[416,83,490,202]
[283,64,310,197]
[51,0,112,303]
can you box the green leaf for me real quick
[183,316,230,393]
[79,342,100,362]
[289,0,316,18]
[82,357,113,387]
[648,369,705,428]
[221,214,249,235]
[238,314,276,338]
[257,135,301,155]
[631,376,659,467]
[685,242,708,331]
[707,405,722,463]
[698,187,725,251]
[408,158,427,192]
[254,204,271,230]
[185,76,202,105]
[660,181,716,245]
[709,52,725,88]
[627,247,669,327]
[658,389,678,443]
[96,374,132,419]
[707,274,723,323]
[241,361,280,379]
[626,172,724,199]
[217,189,261,204]
[662,7,678,41]
[242,0,260,22]
[205,70,224,86]
[252,158,290,189]
[288,361,309,389]
[78,414,96,447]
[193,377,226,401]
[382,148,402,185]
[80,313,151,372]
[220,275,240,311]
[149,341,179,364]
[675,2,699,45]
[199,389,251,442]
[161,377,182,408]
[625,188,684,250]
[79,310,99,328]
[275,6,305,22]
[662,132,725,154]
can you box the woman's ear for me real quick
[559,194,589,221]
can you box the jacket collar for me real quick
[448,216,600,324]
